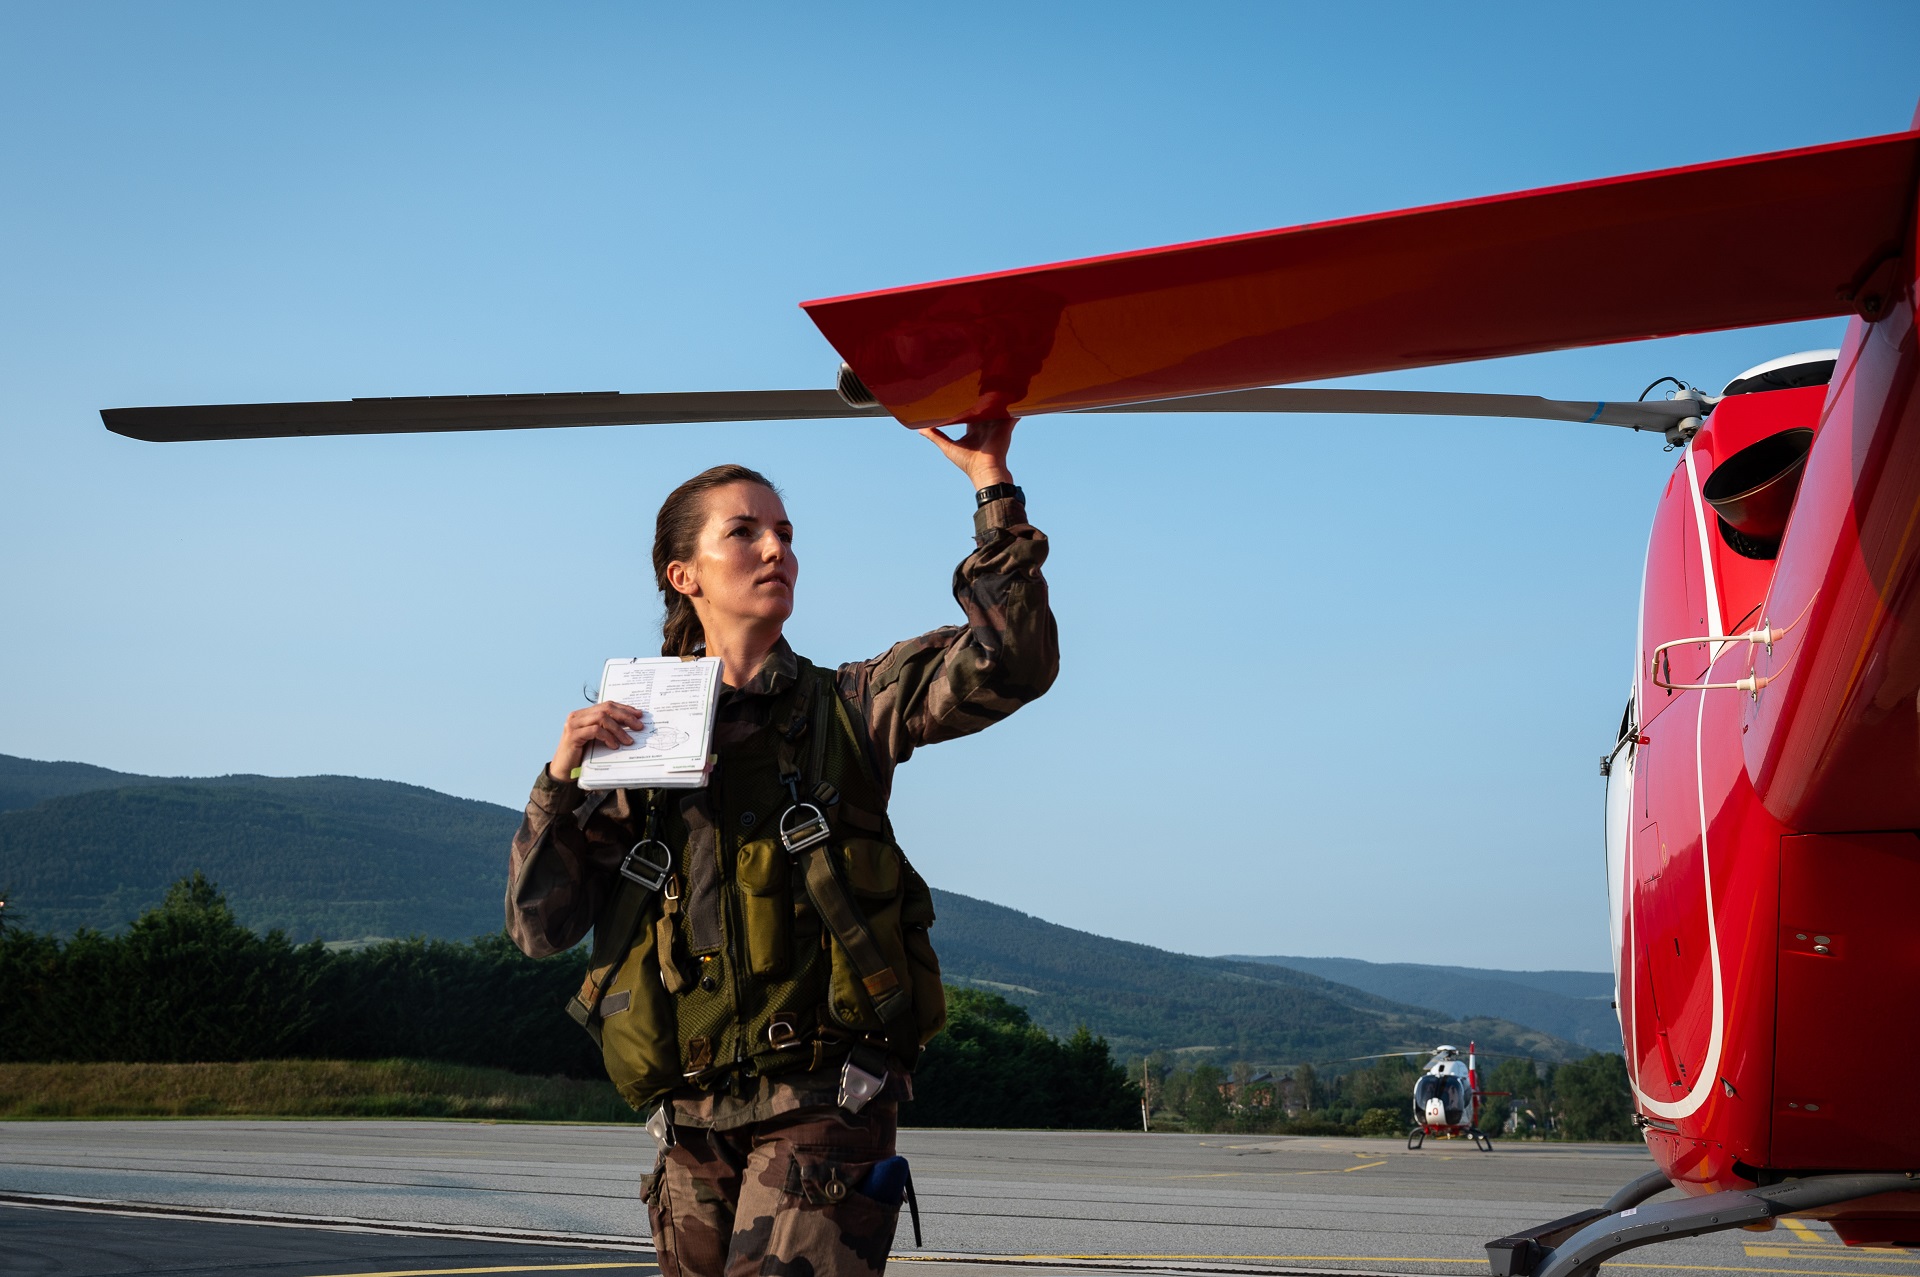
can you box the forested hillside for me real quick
[931,891,1583,1063]
[1232,954,1621,1052]
[0,753,1591,1064]
[0,754,173,813]
[0,757,514,939]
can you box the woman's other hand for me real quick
[548,702,647,783]
[916,417,1016,489]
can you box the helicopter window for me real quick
[1720,358,1836,398]
[1414,1074,1468,1123]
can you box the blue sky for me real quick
[3,2,1914,968]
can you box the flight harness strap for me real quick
[778,666,911,1025]
[565,790,671,1040]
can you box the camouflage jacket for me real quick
[505,495,1056,1125]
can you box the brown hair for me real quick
[652,463,781,657]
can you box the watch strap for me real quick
[974,482,1024,507]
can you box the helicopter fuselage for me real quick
[1605,276,1920,1245]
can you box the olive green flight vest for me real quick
[567,656,946,1112]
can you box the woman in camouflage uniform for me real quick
[506,418,1056,1277]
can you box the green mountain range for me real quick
[0,753,1598,1065]
[1228,955,1620,1053]
[0,756,512,941]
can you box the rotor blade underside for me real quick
[101,389,890,442]
[801,129,1920,427]
[103,385,1697,441]
[1079,388,1694,432]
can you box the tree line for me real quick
[0,875,1137,1129]
[1139,1047,1636,1140]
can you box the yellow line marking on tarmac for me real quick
[1612,1259,1912,1267]
[913,1255,1486,1265]
[1786,1221,1830,1245]
[1166,1161,1387,1179]
[894,1258,1920,1276]
[1744,1251,1917,1264]
[307,1265,653,1277]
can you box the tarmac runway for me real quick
[1,1121,1909,1277]
[2,1201,658,1277]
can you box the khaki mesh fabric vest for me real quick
[572,657,946,1111]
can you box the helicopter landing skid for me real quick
[1407,1127,1494,1151]
[1487,1171,1920,1277]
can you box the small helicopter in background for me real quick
[1288,1041,1515,1151]
[1406,1043,1507,1152]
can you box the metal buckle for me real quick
[619,839,673,890]
[645,1103,674,1147]
[778,803,831,854]
[767,1016,800,1050]
[837,1059,888,1114]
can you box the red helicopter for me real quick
[104,101,1920,1276]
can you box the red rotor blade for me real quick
[801,129,1920,428]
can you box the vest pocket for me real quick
[826,840,915,1039]
[838,839,900,898]
[737,837,791,979]
[598,902,682,1110]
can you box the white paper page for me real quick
[580,657,720,784]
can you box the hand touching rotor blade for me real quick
[100,389,889,443]
[1078,387,1698,433]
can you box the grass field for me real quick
[0,1059,644,1122]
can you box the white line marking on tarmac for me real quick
[310,1267,652,1277]
[0,1191,654,1253]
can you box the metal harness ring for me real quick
[778,802,832,854]
[619,839,673,890]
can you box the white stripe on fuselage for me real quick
[1629,443,1726,1121]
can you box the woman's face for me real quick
[671,481,797,629]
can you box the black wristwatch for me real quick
[974,482,1024,508]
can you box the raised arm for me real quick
[838,419,1059,790]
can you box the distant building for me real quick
[1218,1071,1277,1112]
[1276,1073,1304,1116]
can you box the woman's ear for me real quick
[665,560,700,599]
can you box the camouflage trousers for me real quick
[645,1103,901,1277]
